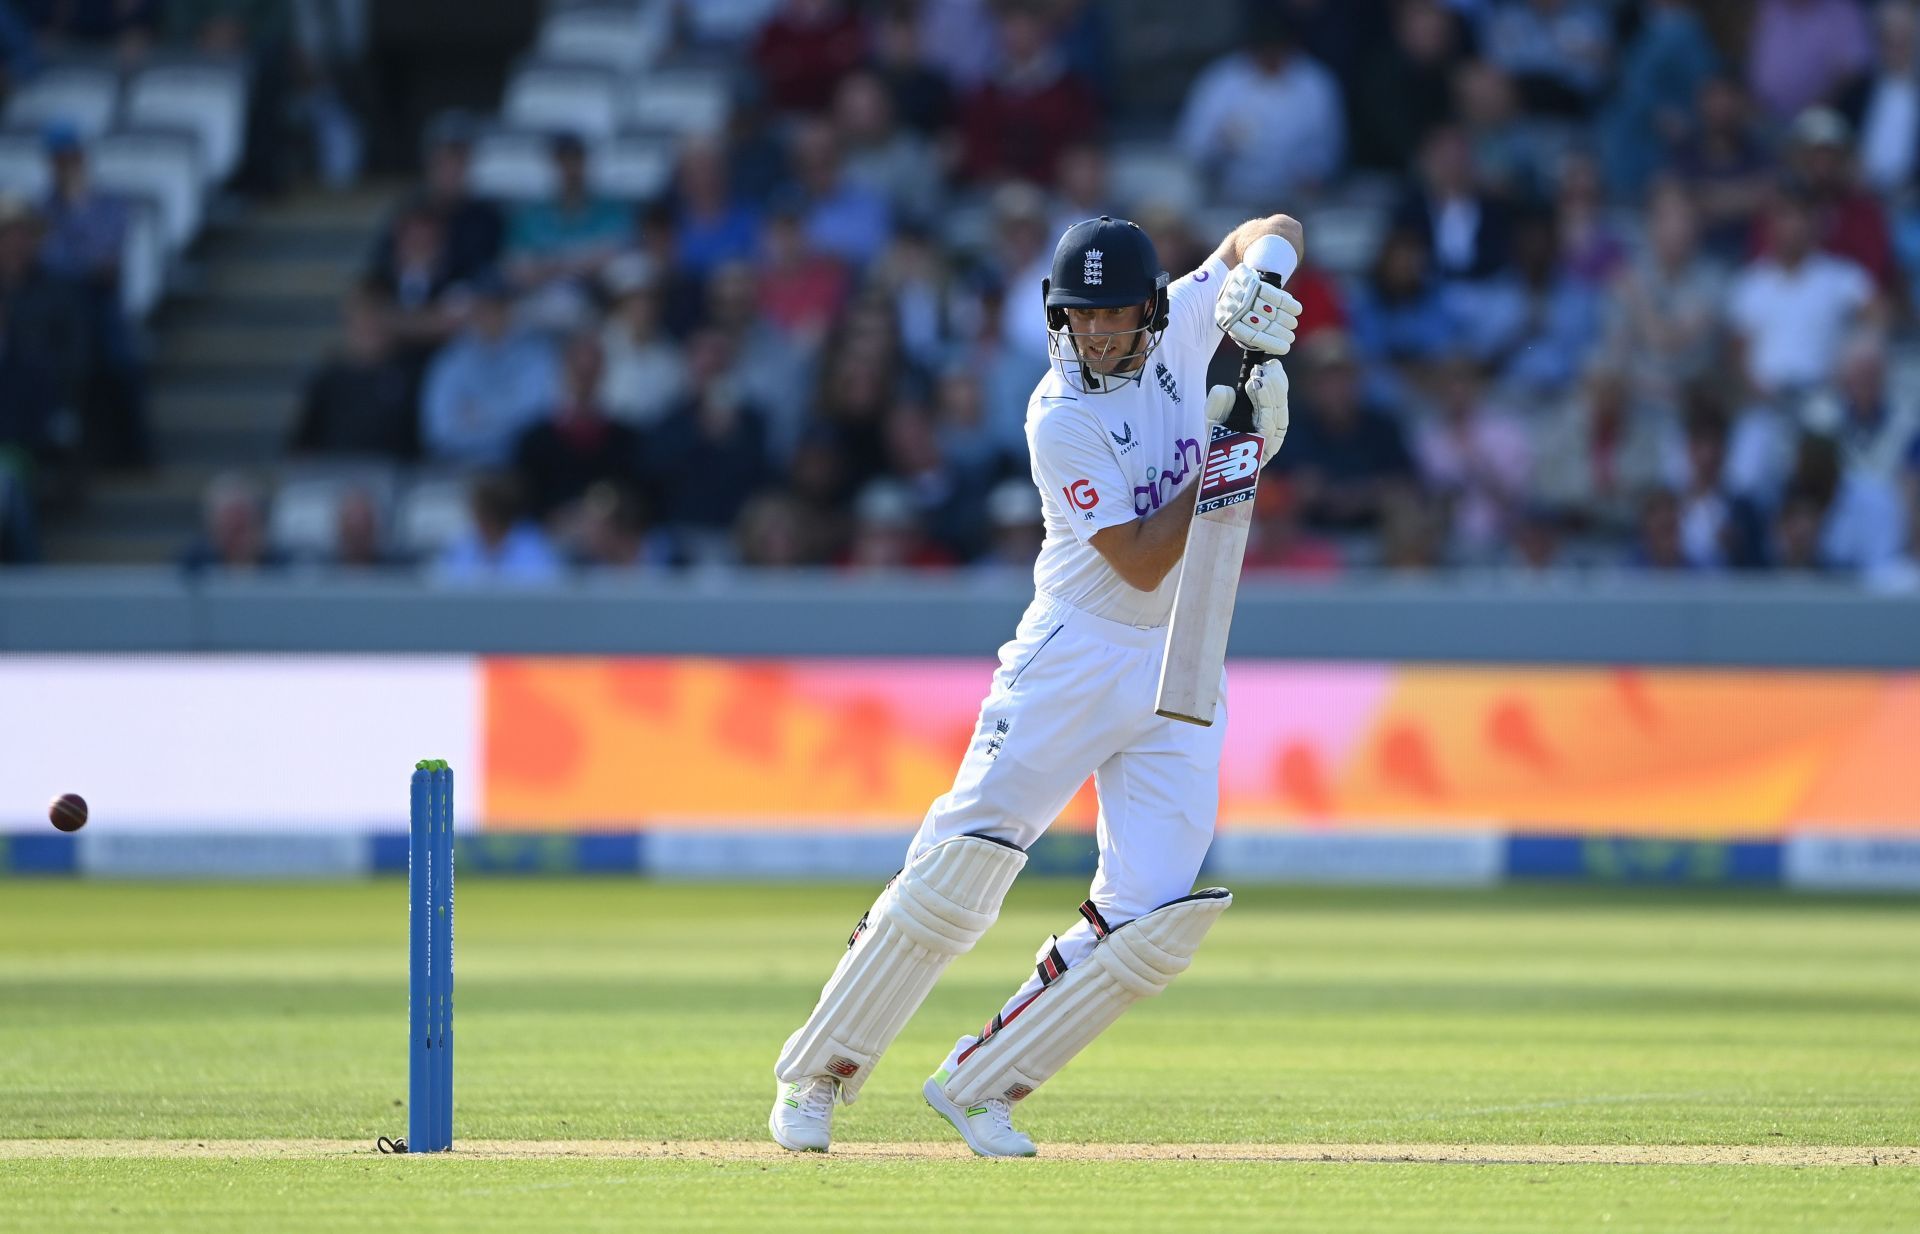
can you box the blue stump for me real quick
[408,760,454,1151]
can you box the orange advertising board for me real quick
[482,659,1920,836]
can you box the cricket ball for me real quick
[49,793,88,832]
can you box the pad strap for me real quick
[942,889,1231,1106]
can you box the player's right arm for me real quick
[1087,487,1200,592]
[1031,401,1195,592]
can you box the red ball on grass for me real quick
[49,793,88,832]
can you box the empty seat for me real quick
[504,64,621,141]
[396,475,476,556]
[537,3,669,73]
[0,135,49,201]
[269,477,351,557]
[679,0,781,43]
[125,62,248,185]
[1300,204,1389,277]
[589,133,673,201]
[1109,144,1201,214]
[623,70,731,138]
[467,129,558,202]
[4,66,119,140]
[89,131,204,252]
[120,198,167,319]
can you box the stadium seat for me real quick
[89,131,205,252]
[1298,204,1389,277]
[622,70,731,138]
[272,466,403,558]
[120,198,167,320]
[467,129,560,202]
[1109,143,1201,214]
[0,135,49,201]
[3,66,119,140]
[125,62,248,186]
[504,64,622,142]
[396,475,476,556]
[589,133,674,202]
[536,2,669,73]
[678,0,781,43]
[269,477,349,557]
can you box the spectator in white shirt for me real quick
[1176,10,1344,206]
[1839,1,1920,194]
[1727,188,1882,399]
[596,258,688,429]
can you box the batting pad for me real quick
[941,888,1232,1106]
[778,834,1027,1103]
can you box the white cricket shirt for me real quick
[1025,255,1231,627]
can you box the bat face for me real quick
[1159,250,1293,728]
[1195,427,1264,515]
[1155,427,1264,727]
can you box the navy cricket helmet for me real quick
[1042,215,1171,393]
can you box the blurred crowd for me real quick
[0,136,150,563]
[154,2,1920,583]
[0,0,370,563]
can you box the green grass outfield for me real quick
[1,879,1916,1232]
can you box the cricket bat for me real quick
[1154,235,1295,726]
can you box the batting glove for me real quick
[1214,264,1301,356]
[1202,383,1236,426]
[1201,360,1288,464]
[1246,359,1289,463]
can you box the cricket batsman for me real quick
[771,211,1304,1157]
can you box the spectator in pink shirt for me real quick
[1748,0,1872,122]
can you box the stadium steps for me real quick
[44,185,391,564]
[40,464,226,563]
[159,324,342,369]
[150,386,301,466]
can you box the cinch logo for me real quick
[1132,437,1204,514]
[1063,478,1099,510]
[1083,248,1103,286]
[1202,439,1262,492]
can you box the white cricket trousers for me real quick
[905,592,1227,1022]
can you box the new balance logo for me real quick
[1202,439,1262,490]
[1083,248,1103,286]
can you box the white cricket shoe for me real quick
[769,1075,838,1153]
[924,1038,1037,1158]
